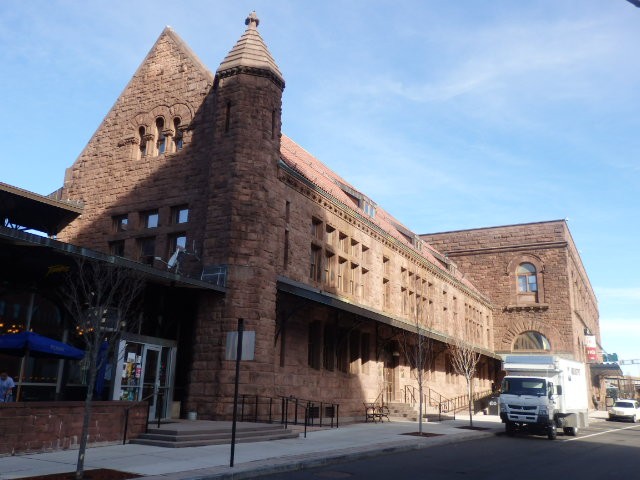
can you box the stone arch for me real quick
[500,319,567,353]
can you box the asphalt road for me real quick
[262,419,640,480]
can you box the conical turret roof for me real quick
[216,12,284,87]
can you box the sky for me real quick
[1,1,639,371]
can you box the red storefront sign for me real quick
[585,335,597,362]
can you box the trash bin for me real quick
[488,395,500,415]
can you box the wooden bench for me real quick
[364,403,390,423]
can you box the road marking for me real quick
[563,424,640,442]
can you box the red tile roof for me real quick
[279,134,480,294]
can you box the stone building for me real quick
[53,13,501,420]
[421,220,604,396]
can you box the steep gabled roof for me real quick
[279,135,481,294]
[216,12,284,86]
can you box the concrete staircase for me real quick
[386,402,422,421]
[130,420,298,448]
[387,402,458,422]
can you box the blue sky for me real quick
[1,1,639,368]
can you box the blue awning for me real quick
[0,332,84,360]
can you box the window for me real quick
[310,245,322,281]
[311,217,323,240]
[350,262,359,295]
[513,331,551,351]
[142,210,159,229]
[112,214,128,232]
[383,279,390,308]
[361,333,371,374]
[517,263,538,292]
[172,205,189,224]
[339,232,348,254]
[109,240,125,257]
[325,225,336,245]
[324,251,335,285]
[308,321,322,370]
[361,245,369,263]
[362,200,376,218]
[383,256,390,275]
[156,117,166,154]
[168,233,187,255]
[338,258,347,292]
[351,239,359,258]
[137,237,156,265]
[138,126,147,157]
[173,118,183,151]
[323,324,336,371]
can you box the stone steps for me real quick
[130,421,298,448]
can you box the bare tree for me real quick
[400,301,435,434]
[59,258,145,480]
[449,326,481,427]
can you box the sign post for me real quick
[230,318,244,468]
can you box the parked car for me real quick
[608,400,640,422]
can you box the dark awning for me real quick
[277,275,500,360]
[0,182,83,236]
[589,362,623,377]
[0,226,225,293]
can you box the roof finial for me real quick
[245,11,259,29]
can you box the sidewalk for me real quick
[1,412,605,480]
[0,415,503,480]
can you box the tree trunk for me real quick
[76,346,98,480]
[418,378,423,434]
[467,380,473,427]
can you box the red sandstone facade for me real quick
[54,14,599,420]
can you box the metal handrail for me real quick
[237,394,340,435]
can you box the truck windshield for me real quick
[502,378,547,396]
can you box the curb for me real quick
[139,427,501,480]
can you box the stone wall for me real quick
[0,401,147,456]
[421,220,599,360]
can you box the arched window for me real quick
[138,126,147,158]
[517,263,538,293]
[173,117,183,151]
[513,331,551,351]
[155,117,166,154]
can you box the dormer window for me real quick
[362,200,376,218]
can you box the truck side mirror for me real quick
[556,385,562,395]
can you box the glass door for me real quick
[141,345,161,420]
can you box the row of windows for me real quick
[110,233,187,265]
[138,117,184,159]
[312,218,371,262]
[308,322,371,375]
[310,245,370,297]
[112,205,189,233]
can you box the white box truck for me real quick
[499,355,589,439]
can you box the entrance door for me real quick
[141,345,162,420]
[113,336,176,420]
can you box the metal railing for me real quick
[237,394,340,438]
[403,385,493,421]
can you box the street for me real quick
[262,419,640,480]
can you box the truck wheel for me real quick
[563,427,578,436]
[547,425,557,440]
[506,422,516,437]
